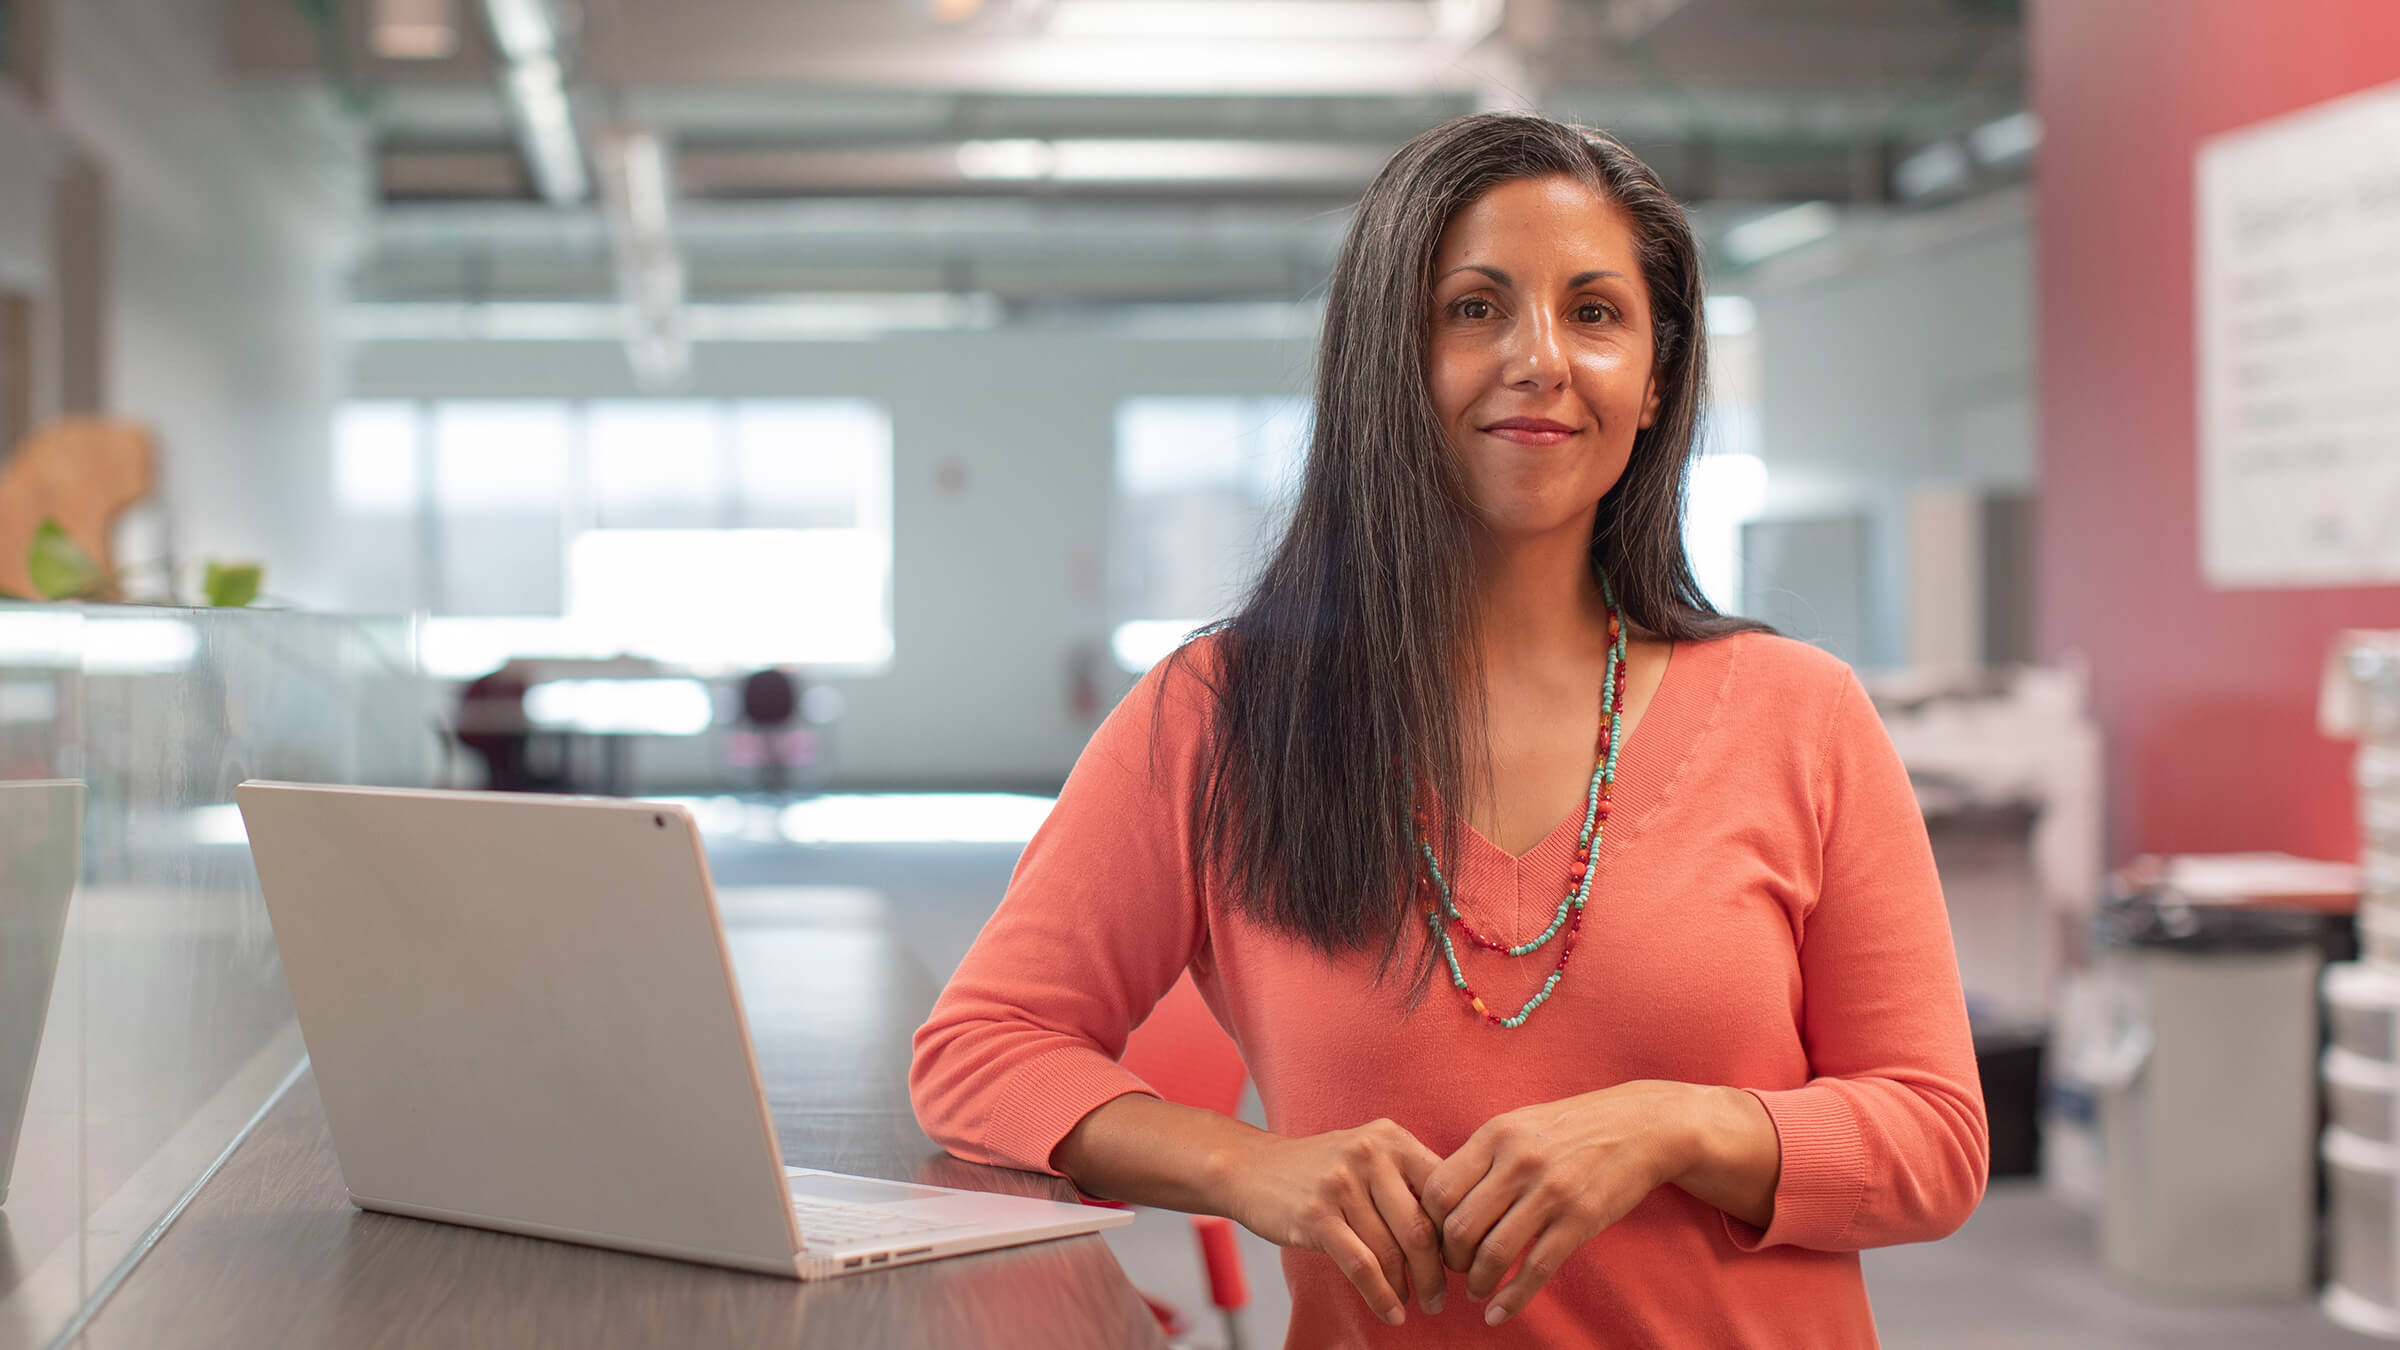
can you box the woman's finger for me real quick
[1338,1187,1413,1315]
[1314,1208,1410,1327]
[1436,1168,1512,1273]
[1465,1189,1553,1303]
[1392,1133,1445,1197]
[1419,1139,1491,1262]
[1482,1223,1585,1327]
[1369,1161,1448,1314]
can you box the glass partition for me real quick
[0,604,432,1350]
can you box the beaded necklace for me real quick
[1415,580,1627,1030]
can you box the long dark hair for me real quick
[1165,113,1770,980]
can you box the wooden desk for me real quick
[71,889,1166,1349]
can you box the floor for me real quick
[705,830,2388,1349]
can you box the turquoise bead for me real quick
[1414,579,1626,1029]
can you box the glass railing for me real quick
[0,604,433,1350]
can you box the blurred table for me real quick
[73,887,1164,1349]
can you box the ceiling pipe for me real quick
[596,128,688,384]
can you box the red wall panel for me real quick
[2032,0,2400,864]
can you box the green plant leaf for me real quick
[203,561,263,608]
[27,520,105,600]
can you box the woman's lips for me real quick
[1481,418,1580,446]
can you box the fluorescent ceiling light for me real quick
[1968,111,2042,166]
[1721,202,1837,267]
[1050,139,1386,182]
[1705,295,1757,338]
[687,293,1002,338]
[1046,0,1434,40]
[481,0,557,62]
[343,296,1002,342]
[1893,141,1971,201]
[505,56,589,204]
[952,138,1383,184]
[482,0,587,205]
[956,138,1056,180]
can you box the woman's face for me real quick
[1426,174,1661,542]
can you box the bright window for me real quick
[587,401,723,527]
[332,402,421,514]
[332,398,894,676]
[1109,396,1309,671]
[1688,300,1769,613]
[431,402,573,511]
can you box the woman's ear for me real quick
[1639,374,1662,430]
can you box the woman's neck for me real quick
[1471,514,1614,669]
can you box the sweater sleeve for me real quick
[908,652,1211,1176]
[1726,666,1991,1252]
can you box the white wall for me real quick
[1744,192,2035,666]
[350,332,1316,788]
[0,0,366,604]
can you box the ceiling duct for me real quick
[597,128,687,383]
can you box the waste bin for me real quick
[2086,892,2324,1299]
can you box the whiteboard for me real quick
[2197,79,2400,588]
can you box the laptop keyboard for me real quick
[792,1198,951,1248]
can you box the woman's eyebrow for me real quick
[1434,264,1631,287]
[1438,263,1513,286]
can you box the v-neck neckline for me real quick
[1420,632,1737,951]
[1455,638,1677,866]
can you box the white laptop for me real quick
[235,781,1129,1279]
[0,779,82,1208]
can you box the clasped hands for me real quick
[1224,1079,1750,1329]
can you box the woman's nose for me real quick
[1503,310,1568,389]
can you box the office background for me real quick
[3,1,2400,1347]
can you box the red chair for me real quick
[1116,972,1252,1349]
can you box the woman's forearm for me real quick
[1667,1083,1780,1230]
[1050,1091,1271,1214]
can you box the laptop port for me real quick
[842,1258,863,1269]
[894,1248,931,1258]
[869,1254,889,1264]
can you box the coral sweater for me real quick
[912,630,1988,1348]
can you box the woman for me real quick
[912,113,1986,1348]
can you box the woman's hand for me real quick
[1220,1118,1451,1326]
[1417,1080,1733,1327]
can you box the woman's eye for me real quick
[1454,298,1494,320]
[1575,302,1613,324]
